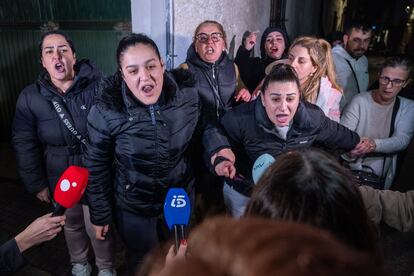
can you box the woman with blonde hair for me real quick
[288,36,342,121]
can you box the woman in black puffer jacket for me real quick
[12,30,115,275]
[84,33,229,275]
[214,64,360,218]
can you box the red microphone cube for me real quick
[53,166,89,208]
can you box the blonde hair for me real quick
[290,37,341,103]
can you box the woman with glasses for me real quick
[341,56,414,188]
[180,20,250,218]
[182,20,250,120]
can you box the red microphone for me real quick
[52,166,89,216]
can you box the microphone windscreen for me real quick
[53,166,89,208]
[163,188,191,230]
[252,153,276,184]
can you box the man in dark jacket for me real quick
[12,30,115,275]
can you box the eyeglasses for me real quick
[195,32,223,43]
[379,76,407,87]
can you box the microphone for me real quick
[252,153,276,184]
[52,166,89,216]
[163,188,191,252]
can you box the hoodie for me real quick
[235,27,290,92]
[332,45,369,110]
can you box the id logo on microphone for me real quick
[171,195,186,208]
[164,188,191,230]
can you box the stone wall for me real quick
[132,0,270,67]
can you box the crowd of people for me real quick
[2,17,414,276]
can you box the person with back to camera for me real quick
[84,33,231,275]
[287,36,342,122]
[12,30,116,276]
[180,20,250,218]
[214,63,360,218]
[147,217,387,276]
[341,56,414,189]
[244,149,378,253]
[235,26,289,96]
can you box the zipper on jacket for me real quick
[211,64,220,119]
[149,105,156,125]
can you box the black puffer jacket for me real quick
[186,44,237,122]
[84,70,227,225]
[221,99,360,180]
[12,59,101,195]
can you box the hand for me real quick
[251,90,261,101]
[251,79,264,101]
[211,148,236,165]
[244,31,259,51]
[350,137,376,156]
[93,224,109,240]
[14,213,65,252]
[234,88,252,102]
[165,240,188,266]
[36,187,50,203]
[215,160,236,179]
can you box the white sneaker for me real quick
[72,262,92,276]
[98,269,117,276]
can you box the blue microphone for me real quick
[252,153,276,184]
[164,188,191,252]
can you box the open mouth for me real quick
[205,47,214,54]
[142,84,154,94]
[270,47,281,57]
[54,63,65,73]
[275,114,289,125]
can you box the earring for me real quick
[309,73,314,77]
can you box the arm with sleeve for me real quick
[316,110,360,150]
[0,239,26,275]
[12,89,48,193]
[84,106,115,226]
[359,185,414,232]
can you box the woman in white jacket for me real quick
[288,37,342,122]
[341,56,414,189]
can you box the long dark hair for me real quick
[245,149,377,253]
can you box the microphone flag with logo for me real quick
[164,188,191,252]
[52,165,89,216]
[252,153,276,184]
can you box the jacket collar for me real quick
[37,59,99,98]
[121,72,177,116]
[254,99,318,137]
[186,43,229,69]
